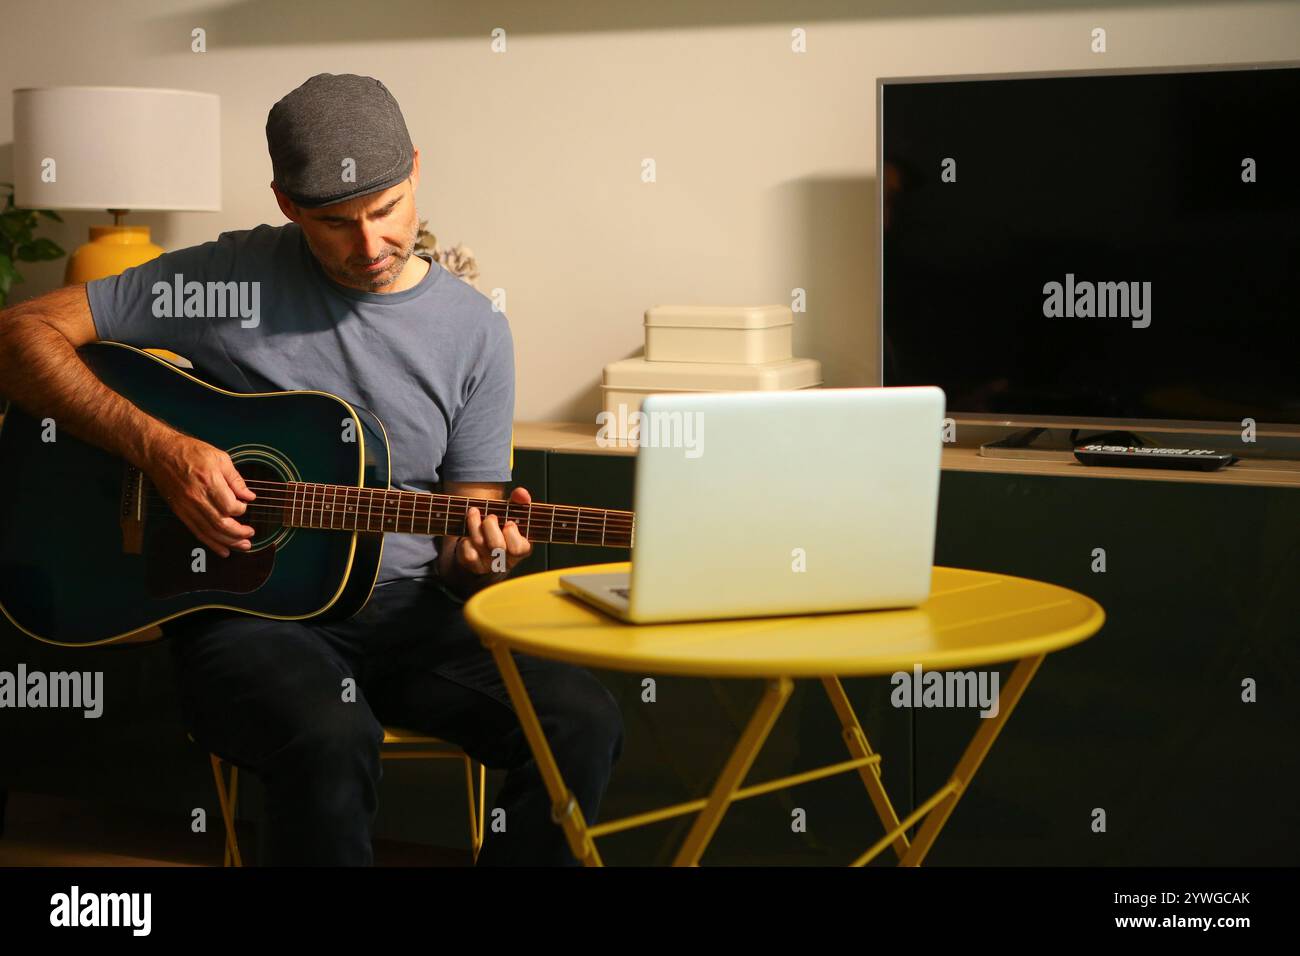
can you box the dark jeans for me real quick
[166,576,624,866]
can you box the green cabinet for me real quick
[545,452,635,571]
[919,471,1300,865]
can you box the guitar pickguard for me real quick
[138,458,281,599]
[143,518,276,598]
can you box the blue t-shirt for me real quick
[85,222,515,585]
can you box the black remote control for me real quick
[1073,444,1238,471]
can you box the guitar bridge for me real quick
[120,464,145,554]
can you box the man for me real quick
[0,73,623,865]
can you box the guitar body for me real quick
[0,342,389,646]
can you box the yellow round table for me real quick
[464,562,1105,866]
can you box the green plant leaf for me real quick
[17,237,65,262]
[0,215,28,242]
[37,209,64,223]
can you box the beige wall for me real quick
[2,0,1298,422]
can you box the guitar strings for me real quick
[139,479,634,528]
[229,479,632,518]
[135,499,634,525]
[134,502,635,530]
[134,479,634,540]
[132,503,632,544]
[134,500,636,530]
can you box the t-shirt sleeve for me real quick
[440,311,516,483]
[85,233,240,358]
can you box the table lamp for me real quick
[13,86,221,283]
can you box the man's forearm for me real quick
[0,305,175,467]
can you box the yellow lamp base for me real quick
[64,224,184,364]
[64,225,163,284]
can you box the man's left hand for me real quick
[455,485,535,576]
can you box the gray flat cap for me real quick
[266,73,414,208]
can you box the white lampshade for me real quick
[13,86,221,211]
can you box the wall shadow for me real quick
[142,0,1227,50]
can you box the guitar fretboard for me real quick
[274,482,634,548]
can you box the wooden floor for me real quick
[0,791,470,866]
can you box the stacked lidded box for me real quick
[602,305,822,439]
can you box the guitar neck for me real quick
[267,482,634,548]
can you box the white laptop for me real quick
[559,386,945,624]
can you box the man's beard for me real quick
[326,218,420,291]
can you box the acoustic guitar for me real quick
[0,341,635,647]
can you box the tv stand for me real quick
[979,427,1149,462]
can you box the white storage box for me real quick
[644,305,793,364]
[601,356,822,439]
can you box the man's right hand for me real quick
[145,432,258,558]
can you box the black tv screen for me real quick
[879,64,1300,429]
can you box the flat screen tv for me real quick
[878,62,1300,437]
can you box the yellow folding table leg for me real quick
[486,640,603,866]
[672,676,794,867]
[900,654,1044,867]
[820,676,911,861]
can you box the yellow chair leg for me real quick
[209,754,243,868]
[478,763,486,854]
[208,738,488,867]
[463,756,488,863]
